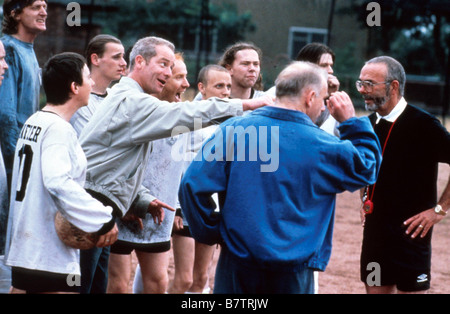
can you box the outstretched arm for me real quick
[242,94,274,111]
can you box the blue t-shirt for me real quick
[0,34,41,175]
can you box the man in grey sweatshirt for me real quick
[78,36,269,293]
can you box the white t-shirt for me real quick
[116,135,185,244]
[70,93,107,136]
[6,111,112,275]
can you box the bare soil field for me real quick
[163,164,449,294]
[318,162,449,294]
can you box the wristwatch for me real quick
[434,204,447,216]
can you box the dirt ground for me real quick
[130,164,449,294]
[319,163,449,294]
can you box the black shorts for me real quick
[171,225,192,238]
[110,240,170,255]
[12,267,80,293]
[360,235,431,292]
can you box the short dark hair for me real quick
[2,0,47,35]
[85,34,122,69]
[296,43,335,64]
[197,64,229,85]
[43,52,86,105]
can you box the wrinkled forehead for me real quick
[154,45,175,62]
[360,62,387,81]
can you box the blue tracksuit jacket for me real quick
[179,106,381,272]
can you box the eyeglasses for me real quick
[355,80,391,91]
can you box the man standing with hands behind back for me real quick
[358,56,450,294]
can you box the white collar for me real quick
[376,97,407,124]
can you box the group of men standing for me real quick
[0,0,449,294]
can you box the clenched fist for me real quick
[327,91,356,123]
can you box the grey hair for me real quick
[275,61,328,99]
[365,56,406,97]
[129,36,175,71]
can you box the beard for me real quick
[364,95,388,112]
[315,106,330,127]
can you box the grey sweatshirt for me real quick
[79,76,243,218]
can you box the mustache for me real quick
[363,95,375,101]
[363,95,386,102]
[363,95,388,112]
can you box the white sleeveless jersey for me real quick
[5,111,112,275]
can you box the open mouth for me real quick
[175,90,186,102]
[157,79,166,87]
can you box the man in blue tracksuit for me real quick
[178,61,382,294]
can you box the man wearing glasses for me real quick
[357,56,450,294]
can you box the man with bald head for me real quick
[178,61,382,294]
